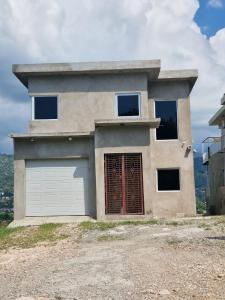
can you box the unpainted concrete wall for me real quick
[28,73,148,133]
[14,74,196,220]
[208,152,224,214]
[13,137,96,220]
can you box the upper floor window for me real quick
[32,96,58,120]
[116,93,140,117]
[155,100,178,140]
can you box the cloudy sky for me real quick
[0,0,225,154]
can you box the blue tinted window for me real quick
[155,101,177,140]
[158,169,180,191]
[34,97,58,120]
[117,94,139,117]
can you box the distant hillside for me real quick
[0,154,13,195]
[194,155,207,202]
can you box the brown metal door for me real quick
[105,153,144,214]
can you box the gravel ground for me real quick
[1,218,225,300]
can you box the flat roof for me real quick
[153,69,198,89]
[12,60,198,88]
[221,94,225,105]
[209,106,225,126]
[13,60,161,87]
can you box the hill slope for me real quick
[0,154,13,195]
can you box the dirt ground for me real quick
[1,218,225,300]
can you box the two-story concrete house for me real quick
[202,94,225,215]
[12,60,197,222]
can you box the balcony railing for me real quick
[202,136,222,164]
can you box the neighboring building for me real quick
[202,94,225,215]
[12,60,197,221]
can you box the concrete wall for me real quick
[208,152,224,214]
[95,126,151,219]
[148,81,196,217]
[14,74,196,220]
[13,137,96,220]
[94,80,196,219]
[28,73,148,133]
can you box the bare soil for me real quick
[1,218,225,300]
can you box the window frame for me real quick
[115,92,141,118]
[31,95,59,121]
[156,168,181,192]
[154,99,179,141]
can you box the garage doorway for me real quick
[104,153,144,214]
[26,159,90,216]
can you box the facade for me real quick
[12,60,197,221]
[202,94,225,214]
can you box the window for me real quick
[33,96,58,120]
[155,100,178,140]
[116,94,140,117]
[157,169,180,191]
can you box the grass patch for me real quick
[0,223,68,251]
[0,226,22,239]
[79,219,161,232]
[97,234,124,242]
[165,221,179,226]
[167,239,183,245]
[198,223,212,231]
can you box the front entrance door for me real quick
[104,153,144,214]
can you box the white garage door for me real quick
[26,159,89,216]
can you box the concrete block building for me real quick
[202,94,225,214]
[12,60,197,221]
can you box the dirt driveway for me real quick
[1,218,225,300]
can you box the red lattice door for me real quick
[105,153,144,214]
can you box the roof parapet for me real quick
[12,60,161,87]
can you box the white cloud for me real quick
[208,0,223,8]
[0,0,225,153]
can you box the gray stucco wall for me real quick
[28,73,148,134]
[13,73,196,220]
[208,152,224,214]
[13,137,96,220]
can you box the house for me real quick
[12,60,198,221]
[202,94,225,215]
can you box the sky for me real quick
[0,0,225,154]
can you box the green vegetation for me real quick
[79,219,160,231]
[97,234,124,241]
[194,156,207,212]
[0,212,13,223]
[0,154,13,195]
[196,198,207,214]
[0,223,68,250]
[167,239,183,245]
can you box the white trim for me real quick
[154,99,179,141]
[156,168,181,192]
[31,95,59,121]
[115,92,141,118]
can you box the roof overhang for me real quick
[151,69,198,90]
[95,118,161,128]
[209,106,225,126]
[12,60,161,88]
[221,94,225,105]
[11,132,93,139]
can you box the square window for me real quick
[155,100,178,140]
[157,169,180,191]
[117,94,140,117]
[33,96,58,120]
